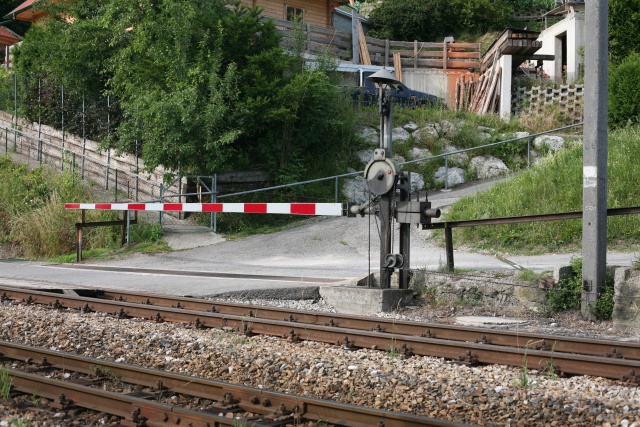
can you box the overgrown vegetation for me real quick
[441,125,640,252]
[545,257,614,320]
[0,156,166,259]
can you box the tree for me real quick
[13,0,360,183]
[609,0,640,65]
[609,53,640,127]
[368,0,512,42]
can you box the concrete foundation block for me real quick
[319,286,415,315]
[553,265,573,282]
[613,270,640,336]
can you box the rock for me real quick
[392,127,411,142]
[342,176,369,204]
[442,144,469,166]
[533,135,565,152]
[478,132,492,141]
[357,150,372,165]
[469,155,509,180]
[409,173,425,192]
[413,126,439,142]
[434,167,465,187]
[359,126,379,144]
[403,122,418,132]
[409,147,432,160]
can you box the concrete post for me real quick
[581,0,608,320]
[499,55,512,121]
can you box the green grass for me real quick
[0,156,171,261]
[0,364,12,399]
[439,125,640,253]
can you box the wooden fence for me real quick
[274,18,481,71]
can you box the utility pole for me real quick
[581,0,608,320]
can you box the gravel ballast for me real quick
[1,302,640,427]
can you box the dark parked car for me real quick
[343,82,443,107]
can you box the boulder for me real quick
[359,126,379,144]
[533,135,565,152]
[403,122,419,132]
[413,126,439,142]
[469,155,509,180]
[392,127,411,142]
[342,176,369,204]
[442,144,469,166]
[434,166,465,187]
[408,172,425,192]
[410,147,432,160]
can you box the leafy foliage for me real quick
[609,53,640,127]
[609,0,640,66]
[368,0,512,41]
[12,0,360,185]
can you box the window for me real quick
[286,5,303,22]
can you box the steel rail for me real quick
[2,286,640,381]
[0,341,467,427]
[77,287,640,361]
[8,368,270,427]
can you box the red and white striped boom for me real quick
[64,203,345,216]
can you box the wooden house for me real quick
[0,26,21,69]
[3,0,48,23]
[245,0,343,29]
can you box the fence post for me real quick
[81,91,86,179]
[335,176,339,203]
[527,137,531,168]
[61,85,65,150]
[444,154,449,191]
[384,39,389,68]
[106,95,111,190]
[159,184,164,225]
[4,128,7,153]
[114,169,118,201]
[211,175,216,231]
[414,40,418,69]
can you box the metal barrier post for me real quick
[335,177,339,203]
[114,169,118,201]
[159,184,164,225]
[211,175,217,233]
[126,210,131,246]
[76,209,85,263]
[527,137,531,168]
[444,224,454,271]
[4,128,7,153]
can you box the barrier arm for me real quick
[65,203,348,262]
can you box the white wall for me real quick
[537,9,585,83]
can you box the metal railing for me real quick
[3,119,584,232]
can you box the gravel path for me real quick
[1,301,639,427]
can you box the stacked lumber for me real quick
[349,0,371,65]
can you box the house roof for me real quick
[0,26,22,45]
[3,0,46,22]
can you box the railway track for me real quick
[1,285,639,383]
[1,341,464,427]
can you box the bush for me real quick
[609,53,640,127]
[546,257,615,320]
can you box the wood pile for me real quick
[455,28,541,114]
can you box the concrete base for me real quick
[319,285,415,315]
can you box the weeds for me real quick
[0,364,12,399]
[515,350,529,388]
[545,257,615,319]
[386,338,402,359]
